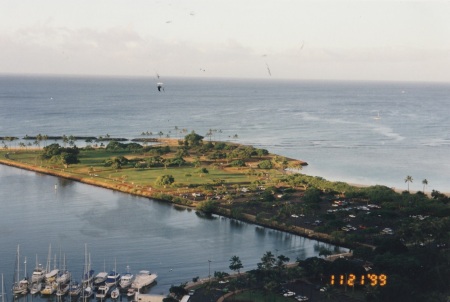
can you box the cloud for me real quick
[1,21,449,82]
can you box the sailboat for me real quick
[374,111,381,120]
[1,274,7,302]
[44,244,59,283]
[94,260,108,287]
[56,254,71,285]
[12,245,29,295]
[105,259,120,287]
[80,244,94,299]
[40,281,57,295]
[69,281,82,297]
[55,282,70,296]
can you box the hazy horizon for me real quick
[1,0,450,83]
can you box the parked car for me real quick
[283,291,296,297]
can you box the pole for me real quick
[208,260,211,284]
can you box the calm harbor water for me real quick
[0,164,342,299]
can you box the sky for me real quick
[1,0,450,82]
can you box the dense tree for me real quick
[41,143,80,167]
[184,131,204,146]
[257,159,272,169]
[196,200,218,213]
[60,152,79,168]
[155,175,175,188]
[257,251,276,271]
[168,284,187,299]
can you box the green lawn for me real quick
[1,148,283,193]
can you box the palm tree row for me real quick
[405,175,429,194]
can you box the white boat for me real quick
[110,287,120,299]
[80,285,94,299]
[56,269,71,285]
[12,246,29,295]
[45,269,59,283]
[94,260,108,287]
[119,266,134,290]
[95,284,110,299]
[30,282,42,295]
[56,282,70,296]
[56,254,71,284]
[130,270,157,291]
[44,245,59,283]
[40,282,57,295]
[80,244,94,299]
[31,255,45,283]
[94,271,108,287]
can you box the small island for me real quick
[1,131,449,301]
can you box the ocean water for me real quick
[1,74,449,192]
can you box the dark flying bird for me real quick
[265,62,272,76]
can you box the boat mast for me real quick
[1,273,5,302]
[23,257,27,280]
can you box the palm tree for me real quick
[229,255,243,275]
[422,179,428,194]
[405,175,413,192]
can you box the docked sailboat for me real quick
[44,245,59,283]
[56,282,70,296]
[94,271,108,287]
[69,281,82,297]
[80,244,94,299]
[1,274,7,302]
[56,254,71,285]
[40,282,57,295]
[94,260,108,287]
[105,270,120,287]
[41,249,58,295]
[130,270,157,291]
[12,246,29,295]
[30,281,42,295]
[105,259,120,287]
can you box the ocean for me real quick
[1,74,449,192]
